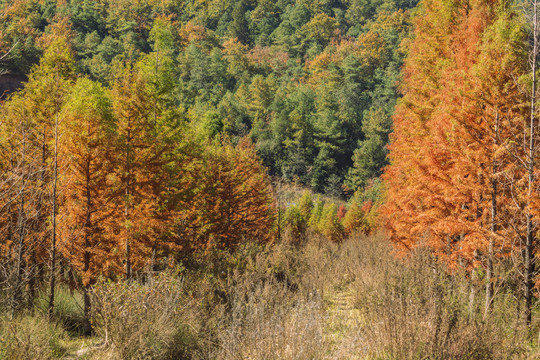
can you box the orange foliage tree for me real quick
[58,78,119,333]
[382,0,527,315]
[176,139,276,252]
[109,55,185,278]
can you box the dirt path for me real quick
[324,285,368,359]
[60,336,105,359]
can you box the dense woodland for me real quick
[0,0,415,194]
[3,0,540,359]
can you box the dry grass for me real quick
[0,314,67,360]
[346,234,529,359]
[1,233,537,359]
[90,273,199,360]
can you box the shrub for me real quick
[318,203,344,242]
[90,272,199,360]
[283,204,308,241]
[342,202,366,235]
[177,141,276,252]
[210,242,329,359]
[347,234,528,359]
[298,190,314,220]
[308,197,325,229]
[0,314,66,360]
[215,276,328,360]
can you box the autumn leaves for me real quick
[383,0,538,322]
[0,27,275,323]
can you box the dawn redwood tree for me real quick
[176,139,275,252]
[452,6,525,315]
[382,0,462,254]
[58,78,118,333]
[111,54,184,278]
[383,0,526,316]
[20,21,76,317]
[0,91,42,314]
[110,62,153,280]
[521,0,540,326]
[0,20,76,316]
[136,17,186,273]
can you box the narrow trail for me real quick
[325,285,367,359]
[61,337,105,359]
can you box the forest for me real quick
[2,0,540,359]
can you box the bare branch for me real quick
[0,41,18,63]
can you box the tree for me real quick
[343,201,366,235]
[383,0,476,256]
[446,5,525,315]
[0,91,43,314]
[111,51,184,277]
[110,62,153,280]
[299,13,339,50]
[382,0,528,319]
[229,0,251,45]
[0,20,75,316]
[298,190,314,220]
[24,21,76,317]
[346,107,392,191]
[176,140,276,252]
[135,26,186,273]
[521,0,540,326]
[318,202,344,242]
[59,78,117,333]
[283,205,308,241]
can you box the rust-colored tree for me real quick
[382,0,527,318]
[0,91,44,314]
[177,139,276,252]
[110,63,155,279]
[0,20,76,315]
[110,55,184,278]
[58,78,118,333]
[382,0,468,257]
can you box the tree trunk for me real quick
[83,158,92,334]
[125,126,132,280]
[525,0,538,326]
[469,269,477,319]
[83,286,91,335]
[27,249,36,309]
[48,98,59,319]
[12,139,26,316]
[485,112,499,318]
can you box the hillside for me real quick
[4,0,540,359]
[0,0,416,194]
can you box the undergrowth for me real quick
[1,233,536,359]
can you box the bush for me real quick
[342,202,366,235]
[346,234,528,359]
[215,275,327,360]
[0,314,66,360]
[90,271,199,360]
[6,233,528,360]
[205,241,329,359]
[318,203,344,242]
[283,204,308,241]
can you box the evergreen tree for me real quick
[229,0,250,45]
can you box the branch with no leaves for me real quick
[0,41,18,62]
